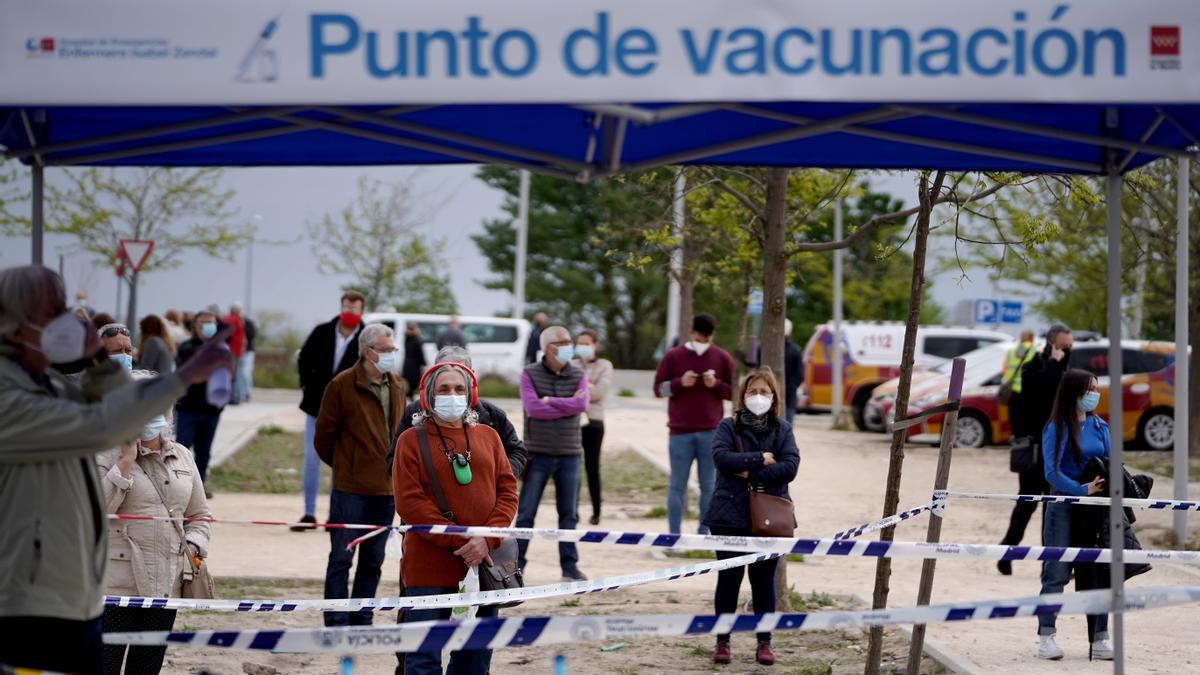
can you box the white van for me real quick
[363,312,531,383]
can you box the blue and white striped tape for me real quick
[831,502,935,540]
[103,586,1200,653]
[105,550,781,612]
[939,490,1200,511]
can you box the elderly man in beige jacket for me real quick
[0,265,232,674]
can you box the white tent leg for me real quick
[1106,172,1125,675]
[1175,158,1191,544]
[31,163,44,265]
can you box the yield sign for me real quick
[118,239,154,273]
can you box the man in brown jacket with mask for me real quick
[314,322,406,627]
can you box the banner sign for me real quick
[2,0,1198,105]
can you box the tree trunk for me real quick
[125,271,139,342]
[762,167,791,610]
[677,224,700,344]
[864,170,945,675]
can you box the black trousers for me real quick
[1000,461,1045,546]
[581,421,605,519]
[711,525,779,643]
[0,615,103,674]
[1069,505,1112,642]
[102,606,178,674]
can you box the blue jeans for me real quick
[403,587,498,675]
[324,490,395,627]
[1038,501,1109,639]
[515,453,580,574]
[175,409,220,481]
[303,415,322,517]
[234,351,255,402]
[667,430,716,535]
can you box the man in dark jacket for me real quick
[294,291,365,529]
[387,346,527,480]
[996,323,1073,575]
[736,319,802,423]
[175,309,227,486]
[525,312,547,364]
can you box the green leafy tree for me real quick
[310,174,456,312]
[1,166,241,332]
[472,166,671,368]
[391,271,459,314]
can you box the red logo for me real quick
[39,37,54,52]
[1151,26,1180,57]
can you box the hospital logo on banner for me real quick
[24,37,55,57]
[1151,26,1181,70]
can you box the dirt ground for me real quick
[160,398,1200,674]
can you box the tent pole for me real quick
[1175,157,1191,545]
[31,164,44,265]
[831,198,844,426]
[513,169,530,320]
[1105,172,1125,675]
[666,173,684,345]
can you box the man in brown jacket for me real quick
[314,322,406,627]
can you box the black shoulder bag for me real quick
[416,425,524,606]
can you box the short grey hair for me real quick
[0,265,65,338]
[539,325,570,351]
[359,323,394,352]
[435,345,472,368]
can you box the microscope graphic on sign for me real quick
[236,14,281,83]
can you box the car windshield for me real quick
[932,341,1013,376]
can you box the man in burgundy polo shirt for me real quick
[653,313,734,535]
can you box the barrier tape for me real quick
[105,550,781,612]
[831,502,935,540]
[888,401,961,432]
[939,490,1200,512]
[102,585,1200,653]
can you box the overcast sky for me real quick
[1,166,1033,338]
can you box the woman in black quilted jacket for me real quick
[701,366,800,667]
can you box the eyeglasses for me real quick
[100,325,131,338]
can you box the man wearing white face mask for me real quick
[0,265,232,674]
[314,323,406,627]
[653,313,734,536]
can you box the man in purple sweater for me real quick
[653,314,734,535]
[516,325,590,581]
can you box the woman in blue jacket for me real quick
[1036,369,1111,662]
[702,366,800,667]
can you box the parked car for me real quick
[908,340,1180,450]
[799,322,1010,429]
[363,312,531,383]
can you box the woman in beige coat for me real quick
[96,406,211,675]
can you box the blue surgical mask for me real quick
[200,323,218,339]
[574,344,595,361]
[141,415,168,441]
[1078,391,1101,413]
[555,345,575,362]
[374,351,398,374]
[434,394,469,422]
[110,353,133,371]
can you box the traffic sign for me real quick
[118,239,154,273]
[973,299,998,324]
[747,288,764,317]
[1000,301,1023,324]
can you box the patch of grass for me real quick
[617,387,636,398]
[1145,527,1200,551]
[207,429,325,494]
[665,549,716,560]
[1125,451,1200,481]
[789,588,836,611]
[478,375,520,399]
[782,664,834,675]
[217,576,321,598]
[560,598,582,607]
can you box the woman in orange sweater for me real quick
[393,362,518,675]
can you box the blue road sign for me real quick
[1000,301,1023,324]
[974,299,999,324]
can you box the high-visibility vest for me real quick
[1004,342,1036,394]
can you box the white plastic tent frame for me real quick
[7,101,1196,673]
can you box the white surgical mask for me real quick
[745,394,774,417]
[687,341,711,356]
[141,415,168,441]
[574,344,595,361]
[30,312,90,364]
[434,394,469,422]
[374,350,399,374]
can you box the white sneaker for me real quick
[1091,639,1114,661]
[1037,635,1065,660]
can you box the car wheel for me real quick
[953,412,989,449]
[1139,410,1174,451]
[852,389,875,431]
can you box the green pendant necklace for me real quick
[434,423,473,485]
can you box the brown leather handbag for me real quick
[734,433,796,537]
